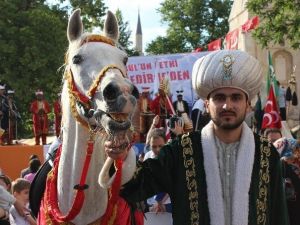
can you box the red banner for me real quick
[242,16,259,33]
[207,38,221,51]
[262,85,282,130]
[225,28,239,50]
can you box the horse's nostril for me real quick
[103,82,121,101]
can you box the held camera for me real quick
[168,115,183,129]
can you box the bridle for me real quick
[64,34,126,130]
[46,34,130,223]
[66,64,126,129]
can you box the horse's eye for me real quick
[72,55,83,64]
[123,56,128,65]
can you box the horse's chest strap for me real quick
[46,140,95,222]
[74,141,94,190]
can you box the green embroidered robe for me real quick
[121,131,289,225]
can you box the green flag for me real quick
[266,51,279,97]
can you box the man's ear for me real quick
[205,99,209,113]
[246,101,251,113]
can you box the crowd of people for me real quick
[0,155,42,225]
[0,87,62,146]
[0,49,300,225]
[112,50,300,225]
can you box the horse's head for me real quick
[65,9,139,145]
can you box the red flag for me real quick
[207,38,221,51]
[262,85,282,129]
[194,47,203,52]
[225,28,239,50]
[242,16,259,33]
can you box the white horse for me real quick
[38,9,139,225]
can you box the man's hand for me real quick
[170,121,183,136]
[149,202,166,213]
[152,115,160,127]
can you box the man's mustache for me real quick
[219,110,236,116]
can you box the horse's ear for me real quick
[67,9,83,42]
[104,11,119,43]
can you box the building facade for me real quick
[229,0,300,133]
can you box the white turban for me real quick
[192,50,263,100]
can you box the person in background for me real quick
[0,84,9,145]
[0,175,12,193]
[277,81,287,121]
[191,97,210,131]
[53,93,62,138]
[264,128,283,143]
[107,50,289,225]
[6,90,20,145]
[20,155,39,178]
[150,80,173,128]
[30,90,50,145]
[143,115,160,154]
[139,87,153,142]
[24,159,41,183]
[9,178,36,225]
[0,174,12,224]
[0,185,28,225]
[266,130,300,225]
[144,128,166,161]
[143,128,172,214]
[172,89,189,117]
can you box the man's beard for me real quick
[211,112,246,130]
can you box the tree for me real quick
[0,0,68,137]
[114,9,139,56]
[146,0,233,54]
[247,0,300,49]
[61,0,107,31]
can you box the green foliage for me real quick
[61,0,107,31]
[0,0,135,138]
[146,0,233,54]
[0,0,68,137]
[247,0,300,49]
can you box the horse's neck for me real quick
[56,86,108,224]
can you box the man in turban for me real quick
[172,89,189,117]
[150,79,173,128]
[106,50,289,225]
[30,90,51,145]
